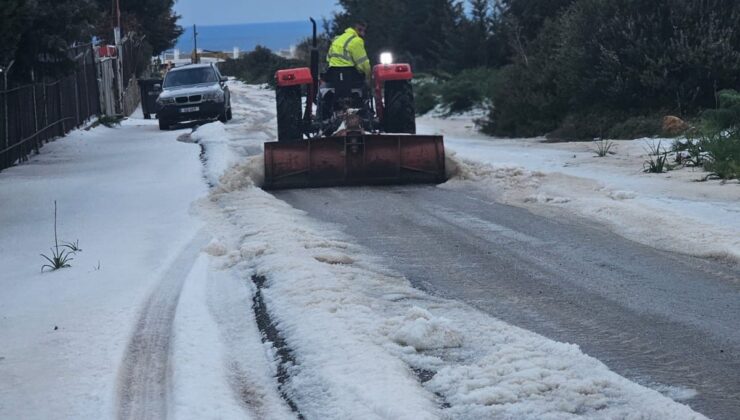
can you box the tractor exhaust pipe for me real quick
[309,18,319,98]
[303,18,320,124]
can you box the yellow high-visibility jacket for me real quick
[327,28,371,78]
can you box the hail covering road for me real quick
[273,145,740,418]
[112,82,738,420]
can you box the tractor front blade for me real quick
[263,134,446,190]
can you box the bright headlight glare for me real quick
[380,52,393,65]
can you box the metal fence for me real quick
[0,44,100,171]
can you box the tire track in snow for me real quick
[116,231,209,420]
[251,275,305,420]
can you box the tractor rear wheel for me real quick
[276,86,302,141]
[382,80,416,134]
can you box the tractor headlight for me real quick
[380,52,393,65]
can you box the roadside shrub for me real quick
[643,140,671,173]
[91,115,123,129]
[438,67,497,114]
[413,76,440,115]
[682,89,740,180]
[672,138,706,167]
[608,115,662,139]
[218,46,304,87]
[482,0,740,138]
[701,89,740,132]
[481,64,563,137]
[699,129,740,180]
[547,110,622,141]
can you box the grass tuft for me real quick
[593,139,615,157]
[40,201,82,272]
[643,140,671,173]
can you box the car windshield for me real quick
[163,67,218,88]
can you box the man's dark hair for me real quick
[354,20,368,29]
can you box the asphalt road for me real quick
[275,185,740,420]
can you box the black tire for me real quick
[382,80,416,134]
[158,118,170,131]
[276,85,302,141]
[226,103,233,121]
[218,103,228,123]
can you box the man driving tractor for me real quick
[326,21,371,83]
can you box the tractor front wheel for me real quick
[382,80,416,134]
[276,86,302,141]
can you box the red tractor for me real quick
[262,19,446,190]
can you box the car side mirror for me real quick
[220,76,228,83]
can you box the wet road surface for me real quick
[275,185,740,420]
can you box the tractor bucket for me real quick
[263,134,446,190]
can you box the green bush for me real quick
[438,67,497,114]
[413,77,440,115]
[699,130,740,179]
[701,90,740,132]
[480,0,740,138]
[413,68,499,116]
[547,110,623,141]
[607,115,662,139]
[482,59,564,137]
[690,89,740,179]
[217,46,305,87]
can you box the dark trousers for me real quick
[325,67,364,84]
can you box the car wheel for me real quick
[158,118,170,130]
[226,103,233,121]
[218,103,228,123]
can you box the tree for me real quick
[457,0,491,68]
[485,0,740,137]
[0,0,29,69]
[11,0,100,83]
[332,0,465,71]
[95,0,183,54]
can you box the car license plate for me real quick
[180,106,199,113]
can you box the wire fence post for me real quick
[32,84,39,154]
[0,41,144,173]
[58,80,64,135]
[3,68,8,150]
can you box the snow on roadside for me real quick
[0,115,207,419]
[170,254,252,419]
[192,82,705,419]
[189,122,237,186]
[170,252,295,419]
[427,115,740,263]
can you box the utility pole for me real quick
[192,24,199,64]
[114,0,124,114]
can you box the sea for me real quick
[175,21,312,53]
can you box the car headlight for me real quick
[158,97,175,105]
[202,90,225,102]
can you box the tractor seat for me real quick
[324,67,365,99]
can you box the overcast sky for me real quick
[174,0,338,26]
